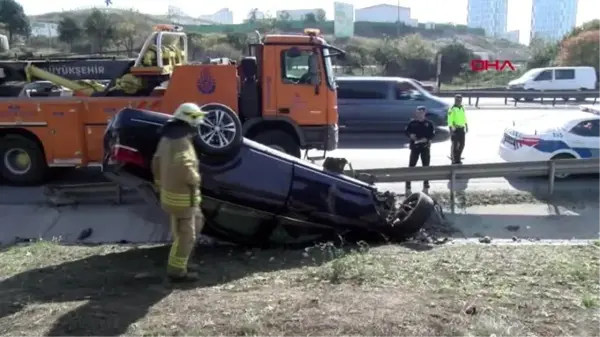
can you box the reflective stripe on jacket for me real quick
[151,134,201,217]
[447,106,467,127]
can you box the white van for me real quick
[507,66,598,91]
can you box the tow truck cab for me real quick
[237,29,342,158]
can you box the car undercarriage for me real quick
[103,106,436,247]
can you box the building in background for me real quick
[467,0,508,36]
[167,5,220,25]
[276,9,324,21]
[530,0,578,42]
[503,30,520,43]
[334,2,355,38]
[199,8,234,24]
[30,22,59,37]
[354,4,417,26]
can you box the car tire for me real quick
[252,130,301,158]
[196,103,243,156]
[391,191,435,239]
[551,153,576,179]
[0,135,47,185]
[524,89,535,102]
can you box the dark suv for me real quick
[336,76,449,133]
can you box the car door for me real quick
[566,119,600,158]
[336,80,390,133]
[532,69,553,90]
[555,69,576,90]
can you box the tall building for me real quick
[530,0,578,42]
[467,0,508,36]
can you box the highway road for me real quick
[1,103,598,205]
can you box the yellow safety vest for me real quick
[447,106,467,127]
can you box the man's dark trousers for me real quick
[451,127,466,164]
[405,146,431,190]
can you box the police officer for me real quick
[447,94,468,164]
[405,105,435,195]
[152,102,206,282]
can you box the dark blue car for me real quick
[102,105,434,247]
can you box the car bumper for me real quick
[498,142,547,162]
[301,124,339,151]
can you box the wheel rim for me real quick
[198,109,238,149]
[4,148,31,175]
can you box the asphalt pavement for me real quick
[0,101,598,245]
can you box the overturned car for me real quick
[103,105,435,247]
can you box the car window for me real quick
[395,81,419,100]
[280,49,317,85]
[555,69,575,80]
[337,81,388,99]
[534,70,553,81]
[570,120,600,137]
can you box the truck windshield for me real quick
[322,47,336,90]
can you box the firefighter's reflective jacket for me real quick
[151,123,201,217]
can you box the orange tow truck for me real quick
[0,25,344,185]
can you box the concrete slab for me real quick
[0,205,60,244]
[447,203,600,240]
[0,204,172,245]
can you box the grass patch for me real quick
[0,241,598,336]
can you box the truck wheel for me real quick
[196,103,243,156]
[0,135,47,185]
[391,192,435,239]
[251,130,301,158]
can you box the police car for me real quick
[498,106,599,177]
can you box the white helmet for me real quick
[172,103,206,126]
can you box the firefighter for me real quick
[448,94,468,164]
[405,105,435,195]
[151,102,206,282]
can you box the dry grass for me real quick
[0,240,598,336]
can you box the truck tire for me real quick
[391,192,435,239]
[196,103,243,156]
[251,130,301,158]
[0,135,47,185]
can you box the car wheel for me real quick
[391,191,435,239]
[196,103,243,156]
[524,89,535,102]
[562,97,570,102]
[576,88,587,102]
[0,135,47,185]
[251,130,301,158]
[551,153,576,179]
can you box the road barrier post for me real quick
[548,160,556,196]
[449,168,456,214]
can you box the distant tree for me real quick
[0,0,30,44]
[84,8,115,53]
[304,13,317,25]
[556,30,600,71]
[562,19,600,42]
[277,11,290,21]
[113,10,152,56]
[315,9,326,22]
[57,16,82,51]
[438,42,474,83]
[527,40,558,69]
[247,8,259,23]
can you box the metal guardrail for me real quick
[437,89,599,108]
[348,158,600,213]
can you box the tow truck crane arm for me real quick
[24,63,107,96]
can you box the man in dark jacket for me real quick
[404,106,435,195]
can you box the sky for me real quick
[17,0,600,44]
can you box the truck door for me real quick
[275,47,328,127]
[42,101,87,166]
